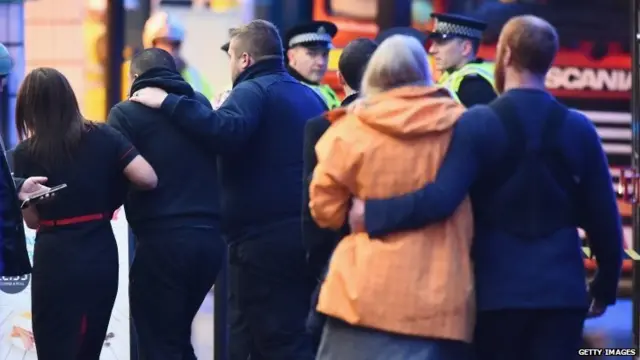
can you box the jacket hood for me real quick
[327,86,463,138]
[130,67,194,98]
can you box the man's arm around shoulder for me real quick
[365,106,493,237]
[161,82,263,153]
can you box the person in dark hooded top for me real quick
[107,48,225,359]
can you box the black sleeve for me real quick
[194,91,214,110]
[160,82,263,153]
[457,76,497,107]
[576,116,623,305]
[302,116,344,279]
[107,106,136,143]
[101,124,140,172]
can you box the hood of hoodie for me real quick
[130,67,194,98]
[327,86,464,138]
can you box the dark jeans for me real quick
[474,308,587,360]
[130,227,225,360]
[317,317,472,360]
[227,221,316,360]
[306,268,328,352]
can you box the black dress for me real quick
[12,123,139,360]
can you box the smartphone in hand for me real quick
[20,183,67,209]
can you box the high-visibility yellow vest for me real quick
[438,62,496,103]
[305,83,341,109]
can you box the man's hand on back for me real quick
[349,198,365,233]
[130,87,168,109]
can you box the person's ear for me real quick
[503,46,512,66]
[337,71,346,87]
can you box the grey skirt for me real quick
[316,318,471,360]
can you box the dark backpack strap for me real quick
[539,102,577,201]
[540,102,569,150]
[487,98,527,190]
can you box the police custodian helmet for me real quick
[284,21,338,50]
[428,13,487,41]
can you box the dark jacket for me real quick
[302,92,358,279]
[159,57,327,238]
[108,67,219,234]
[0,142,31,276]
[457,74,497,107]
[364,89,623,310]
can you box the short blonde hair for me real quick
[229,20,283,60]
[361,35,431,96]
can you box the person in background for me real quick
[302,38,378,351]
[12,67,156,359]
[349,15,623,360]
[428,13,497,107]
[309,34,473,360]
[285,21,341,109]
[142,11,214,99]
[108,48,225,359]
[130,19,326,360]
[212,40,232,109]
[0,42,56,277]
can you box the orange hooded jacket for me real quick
[309,85,475,342]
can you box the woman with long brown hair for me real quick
[12,67,157,359]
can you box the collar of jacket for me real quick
[233,56,286,87]
[341,92,358,106]
[445,58,484,74]
[286,64,319,85]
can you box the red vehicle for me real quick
[313,0,635,273]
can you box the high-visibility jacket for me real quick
[437,61,496,103]
[305,82,341,110]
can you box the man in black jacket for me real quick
[301,38,378,349]
[130,20,327,360]
[108,48,225,359]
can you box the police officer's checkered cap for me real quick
[435,22,483,39]
[430,13,487,40]
[338,38,378,91]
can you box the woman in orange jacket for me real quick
[309,34,475,359]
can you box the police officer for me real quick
[142,11,214,99]
[428,13,497,107]
[285,21,341,109]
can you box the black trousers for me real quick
[474,308,587,360]
[130,227,225,360]
[227,221,316,360]
[32,229,118,360]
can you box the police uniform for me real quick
[284,21,341,109]
[429,13,497,107]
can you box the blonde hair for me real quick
[361,35,432,96]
